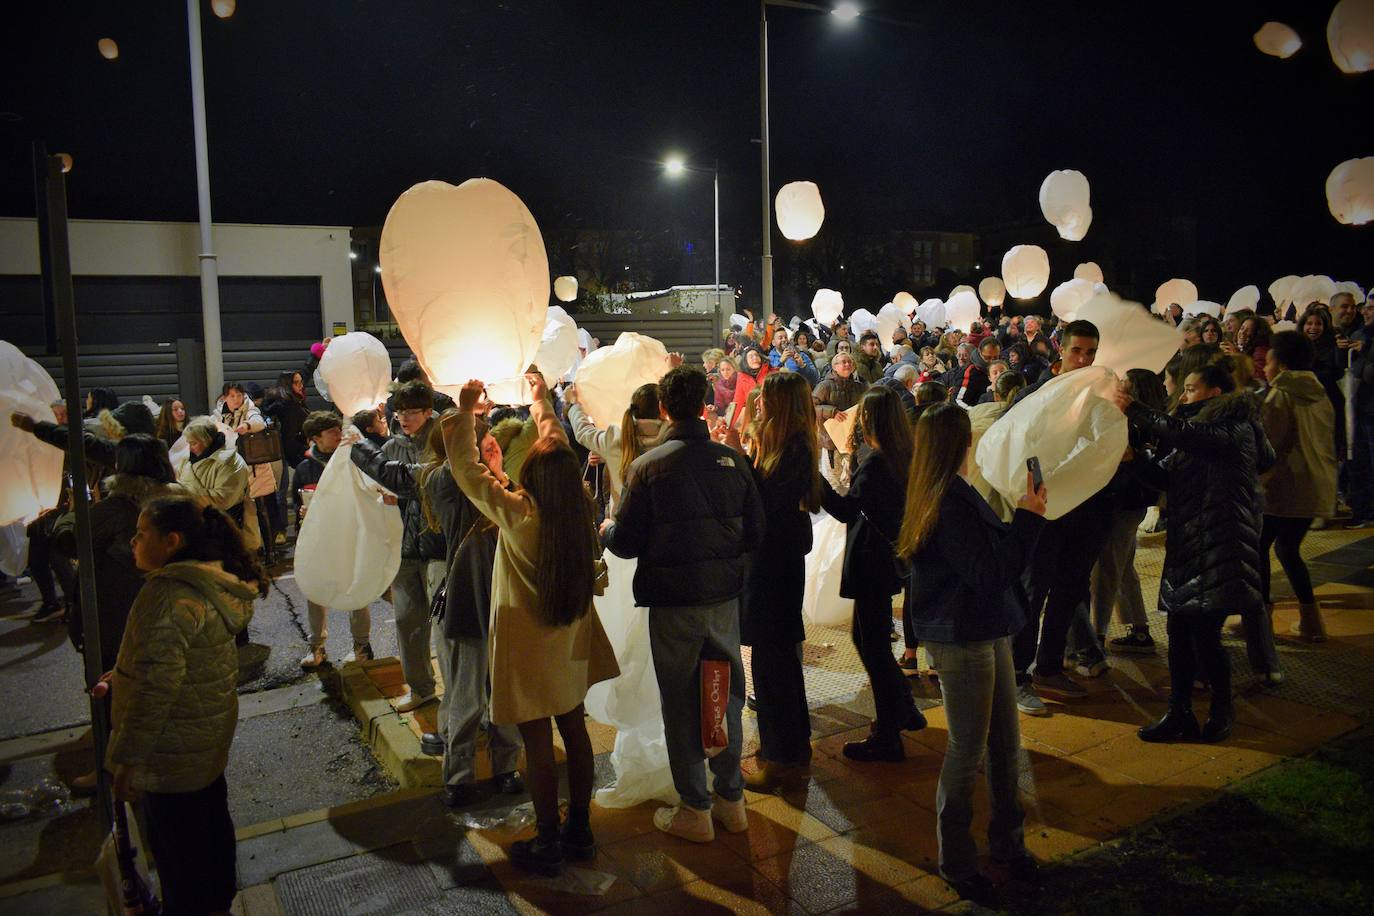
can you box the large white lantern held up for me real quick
[874,303,909,347]
[1076,292,1183,376]
[1038,170,1093,241]
[1326,158,1374,226]
[1049,278,1096,321]
[1328,0,1374,74]
[0,342,63,527]
[1225,286,1261,314]
[775,181,825,241]
[1182,300,1223,319]
[573,332,674,429]
[1291,275,1338,308]
[977,277,1006,307]
[848,308,878,338]
[535,306,580,381]
[893,291,917,315]
[1254,22,1302,58]
[1154,279,1199,314]
[1335,280,1367,305]
[945,291,981,332]
[1073,262,1104,284]
[1001,245,1050,299]
[811,288,844,326]
[316,332,393,415]
[915,298,947,329]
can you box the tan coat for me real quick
[1261,370,1337,518]
[967,399,1015,521]
[442,399,618,726]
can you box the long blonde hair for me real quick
[755,372,821,512]
[897,403,971,558]
[618,384,661,485]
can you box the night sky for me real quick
[2,1,1368,313]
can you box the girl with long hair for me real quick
[820,386,926,762]
[731,344,771,429]
[154,397,186,450]
[566,382,670,510]
[444,373,618,876]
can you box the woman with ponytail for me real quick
[565,382,670,510]
[897,403,1046,907]
[444,372,618,877]
[108,496,265,915]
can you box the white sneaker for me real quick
[653,805,714,843]
[299,646,327,670]
[396,690,437,713]
[711,796,748,834]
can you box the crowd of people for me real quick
[4,285,1366,909]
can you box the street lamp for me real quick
[663,154,721,315]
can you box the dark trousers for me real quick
[1014,497,1113,680]
[27,520,74,607]
[1166,612,1231,717]
[901,586,918,650]
[142,773,237,915]
[853,592,914,740]
[1260,515,1315,604]
[750,640,811,765]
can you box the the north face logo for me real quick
[717,457,735,468]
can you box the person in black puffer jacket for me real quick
[1114,364,1275,745]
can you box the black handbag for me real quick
[859,508,911,581]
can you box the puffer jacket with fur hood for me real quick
[107,560,256,793]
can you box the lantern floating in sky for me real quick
[317,332,393,415]
[0,342,62,527]
[1254,22,1302,59]
[1225,285,1261,314]
[1038,170,1093,241]
[1073,261,1103,284]
[211,0,237,18]
[945,290,981,333]
[1154,278,1199,314]
[573,332,673,429]
[553,275,578,302]
[775,181,825,241]
[1001,245,1050,299]
[1326,158,1374,226]
[380,178,549,405]
[893,291,917,314]
[948,284,975,301]
[55,153,72,174]
[98,38,118,60]
[1182,300,1223,319]
[978,277,1006,307]
[1328,0,1374,74]
[811,288,844,326]
[1291,275,1337,307]
[1049,278,1097,321]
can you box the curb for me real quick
[335,657,442,788]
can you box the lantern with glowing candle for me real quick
[553,275,579,302]
[1074,261,1104,284]
[573,332,673,429]
[1326,158,1374,226]
[1001,246,1050,299]
[1328,0,1374,73]
[380,178,548,405]
[945,290,981,332]
[0,342,63,527]
[1154,279,1199,315]
[811,288,844,326]
[775,181,825,241]
[98,38,119,60]
[1254,21,1302,58]
[1038,170,1093,241]
[978,277,1006,308]
[892,291,917,315]
[211,0,236,18]
[317,332,393,415]
[535,305,580,381]
[1225,286,1260,314]
[1049,278,1097,321]
[948,284,975,301]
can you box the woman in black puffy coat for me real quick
[1113,364,1275,744]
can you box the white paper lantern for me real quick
[915,298,947,329]
[1268,275,1300,312]
[211,0,237,18]
[1049,278,1097,321]
[553,275,579,302]
[1038,170,1093,241]
[1335,280,1367,305]
[1326,158,1374,226]
[1328,0,1374,74]
[0,342,63,527]
[1154,278,1199,315]
[577,328,598,353]
[535,305,580,381]
[1292,275,1338,307]
[945,291,981,333]
[572,332,673,429]
[1254,22,1302,58]
[1225,285,1261,314]
[729,313,749,332]
[98,38,119,60]
[1182,300,1223,319]
[1075,291,1183,376]
[893,291,917,314]
[977,277,1006,307]
[1001,245,1051,299]
[317,332,393,415]
[775,181,825,241]
[848,308,879,338]
[811,288,844,326]
[948,284,975,301]
[380,178,549,405]
[875,303,909,347]
[1073,261,1104,284]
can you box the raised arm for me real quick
[442,384,529,533]
[568,401,618,463]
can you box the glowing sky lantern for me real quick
[0,342,63,527]
[553,275,578,302]
[1328,0,1374,74]
[1182,300,1223,319]
[811,288,844,326]
[875,303,909,346]
[774,181,825,241]
[1225,285,1261,314]
[1154,278,1199,315]
[1049,278,1097,321]
[978,277,1006,307]
[915,298,947,328]
[573,332,673,429]
[848,308,879,338]
[1335,280,1367,305]
[316,332,393,415]
[948,284,975,301]
[1038,169,1093,241]
[211,0,237,18]
[1074,261,1104,284]
[945,290,981,332]
[1269,275,1300,312]
[380,178,549,405]
[893,291,917,314]
[1076,291,1183,376]
[1254,21,1302,59]
[535,305,580,380]
[1001,245,1050,299]
[1326,158,1374,226]
[98,38,119,60]
[1292,275,1337,307]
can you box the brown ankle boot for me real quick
[1289,602,1327,642]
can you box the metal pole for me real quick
[713,164,721,315]
[759,0,774,322]
[188,0,223,408]
[33,142,113,831]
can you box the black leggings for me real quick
[516,704,593,832]
[1167,613,1231,716]
[1259,515,1314,604]
[853,593,915,739]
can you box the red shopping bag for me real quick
[700,659,730,758]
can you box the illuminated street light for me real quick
[664,155,686,177]
[832,2,860,22]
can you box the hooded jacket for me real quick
[567,403,671,507]
[107,560,256,793]
[1260,370,1337,519]
[731,348,771,428]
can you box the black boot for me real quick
[1201,702,1234,743]
[560,807,596,862]
[842,733,905,762]
[1138,705,1200,743]
[510,822,564,876]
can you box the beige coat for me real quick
[107,561,256,793]
[442,399,618,726]
[1261,370,1337,518]
[178,444,262,550]
[967,399,1015,521]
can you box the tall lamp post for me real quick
[664,155,721,315]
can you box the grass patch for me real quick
[1006,728,1374,915]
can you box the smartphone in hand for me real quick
[1027,456,1044,492]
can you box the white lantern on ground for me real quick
[1182,300,1223,319]
[1076,291,1183,376]
[1225,286,1261,314]
[380,178,549,405]
[916,298,947,328]
[572,332,673,429]
[978,277,1006,307]
[848,308,878,338]
[945,291,981,333]
[1335,280,1367,305]
[1074,261,1104,284]
[1001,246,1050,299]
[0,342,63,527]
[1254,22,1302,58]
[811,288,844,326]
[775,181,825,241]
[535,306,580,381]
[554,275,578,302]
[1154,279,1199,314]
[316,332,392,415]
[1326,158,1374,226]
[893,291,917,315]
[1292,275,1338,307]
[1038,170,1093,241]
[1049,278,1097,321]
[1328,0,1374,74]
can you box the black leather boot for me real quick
[1201,701,1234,743]
[1138,705,1200,743]
[510,822,564,876]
